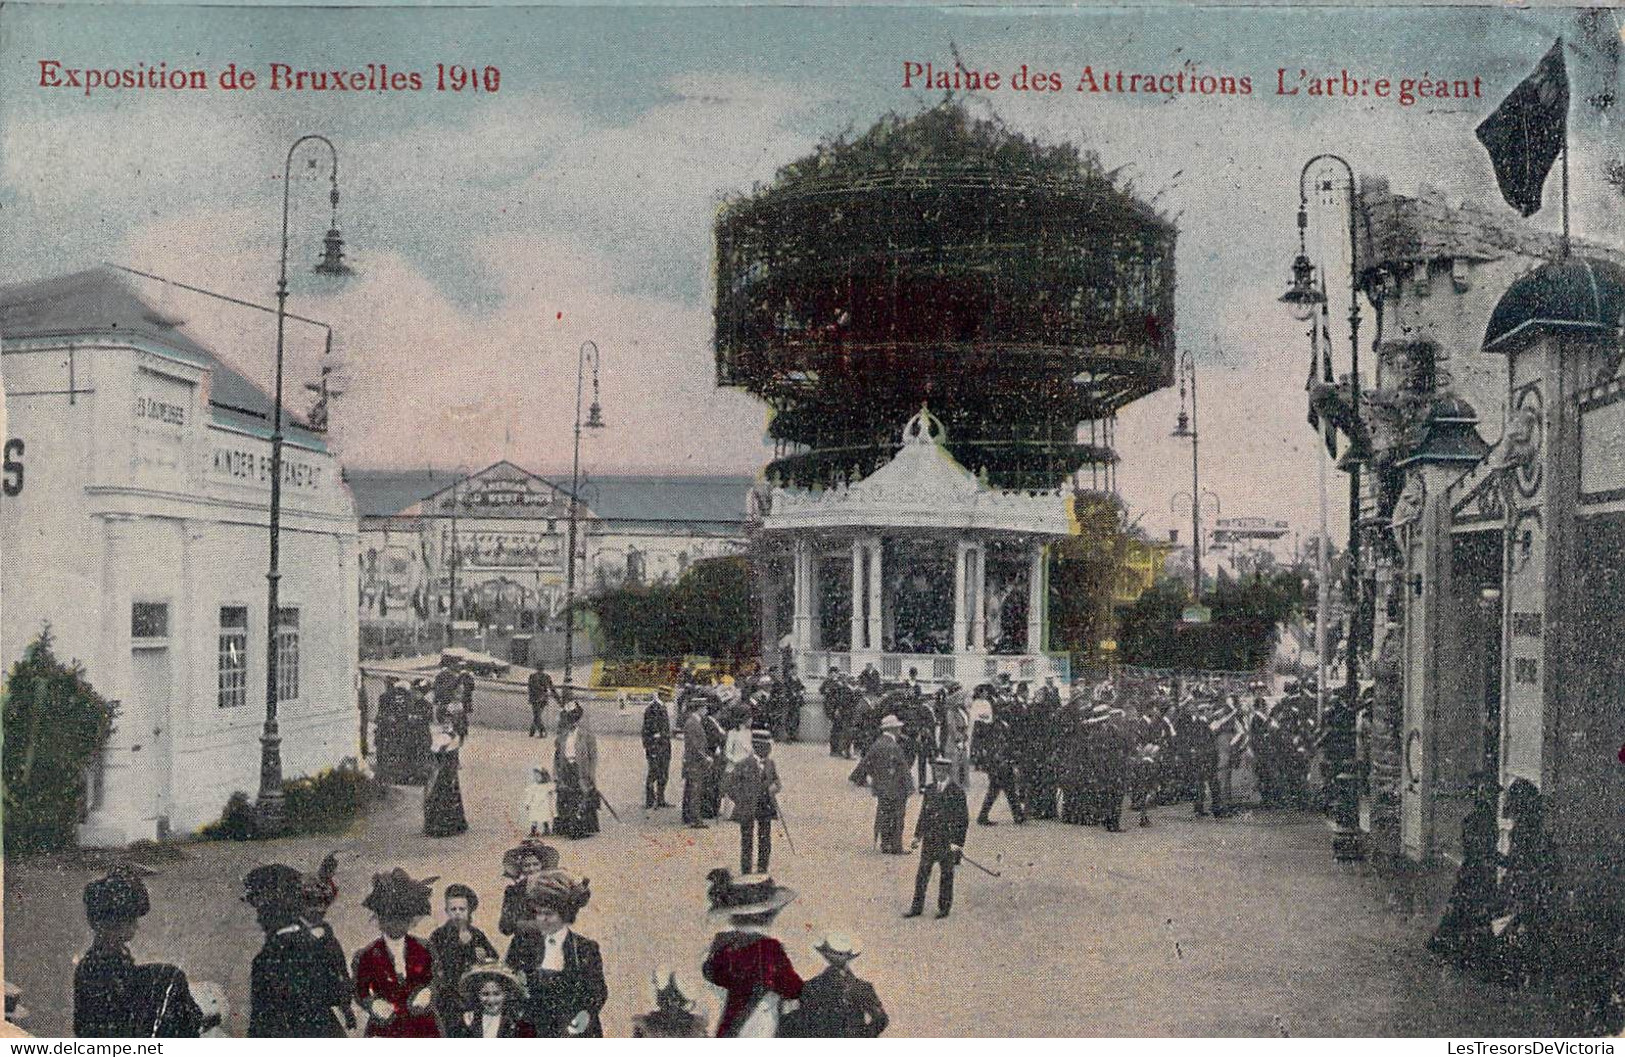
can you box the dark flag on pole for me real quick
[1475,40,1569,217]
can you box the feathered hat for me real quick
[362,868,436,920]
[524,870,592,920]
[705,868,796,922]
[300,853,340,908]
[84,866,150,927]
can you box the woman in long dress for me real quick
[423,720,468,837]
[552,704,600,839]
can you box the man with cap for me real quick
[780,933,889,1037]
[723,725,782,875]
[75,867,203,1038]
[641,690,675,809]
[701,871,803,1036]
[527,667,559,738]
[631,968,709,1037]
[245,863,352,1036]
[907,754,970,919]
[820,667,850,758]
[851,713,914,854]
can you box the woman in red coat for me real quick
[354,869,441,1037]
[701,870,803,1037]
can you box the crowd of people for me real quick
[59,655,1618,1039]
[71,837,890,1039]
[837,669,1326,838]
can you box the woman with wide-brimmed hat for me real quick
[75,866,205,1038]
[354,868,442,1037]
[443,960,536,1038]
[497,837,561,936]
[700,869,803,1037]
[503,870,606,1036]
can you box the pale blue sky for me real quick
[2,4,1618,541]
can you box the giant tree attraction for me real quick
[715,102,1176,492]
[716,103,1177,666]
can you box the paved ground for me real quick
[4,727,1578,1037]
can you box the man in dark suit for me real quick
[907,755,969,919]
[641,692,674,808]
[527,669,559,738]
[976,701,1025,826]
[821,669,849,757]
[723,726,782,874]
[852,714,913,853]
[681,699,712,828]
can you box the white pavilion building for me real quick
[756,408,1073,688]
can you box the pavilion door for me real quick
[121,644,173,837]
[1437,531,1502,858]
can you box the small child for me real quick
[521,767,555,837]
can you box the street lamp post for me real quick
[1281,153,1366,861]
[257,135,353,835]
[562,340,605,696]
[1171,349,1206,609]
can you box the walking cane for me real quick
[770,795,798,856]
[596,789,622,824]
[958,850,1003,878]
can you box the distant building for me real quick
[0,267,360,844]
[347,462,750,659]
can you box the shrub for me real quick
[2,628,118,857]
[198,761,378,842]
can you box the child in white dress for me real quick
[520,766,555,836]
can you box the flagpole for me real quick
[1561,140,1571,259]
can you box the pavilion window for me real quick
[218,606,248,709]
[275,607,300,703]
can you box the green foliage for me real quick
[1118,572,1305,672]
[198,761,377,842]
[2,628,118,857]
[586,556,758,663]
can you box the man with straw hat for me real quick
[446,960,535,1037]
[851,713,913,854]
[701,869,803,1036]
[780,933,889,1037]
[723,724,783,875]
[630,967,709,1037]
